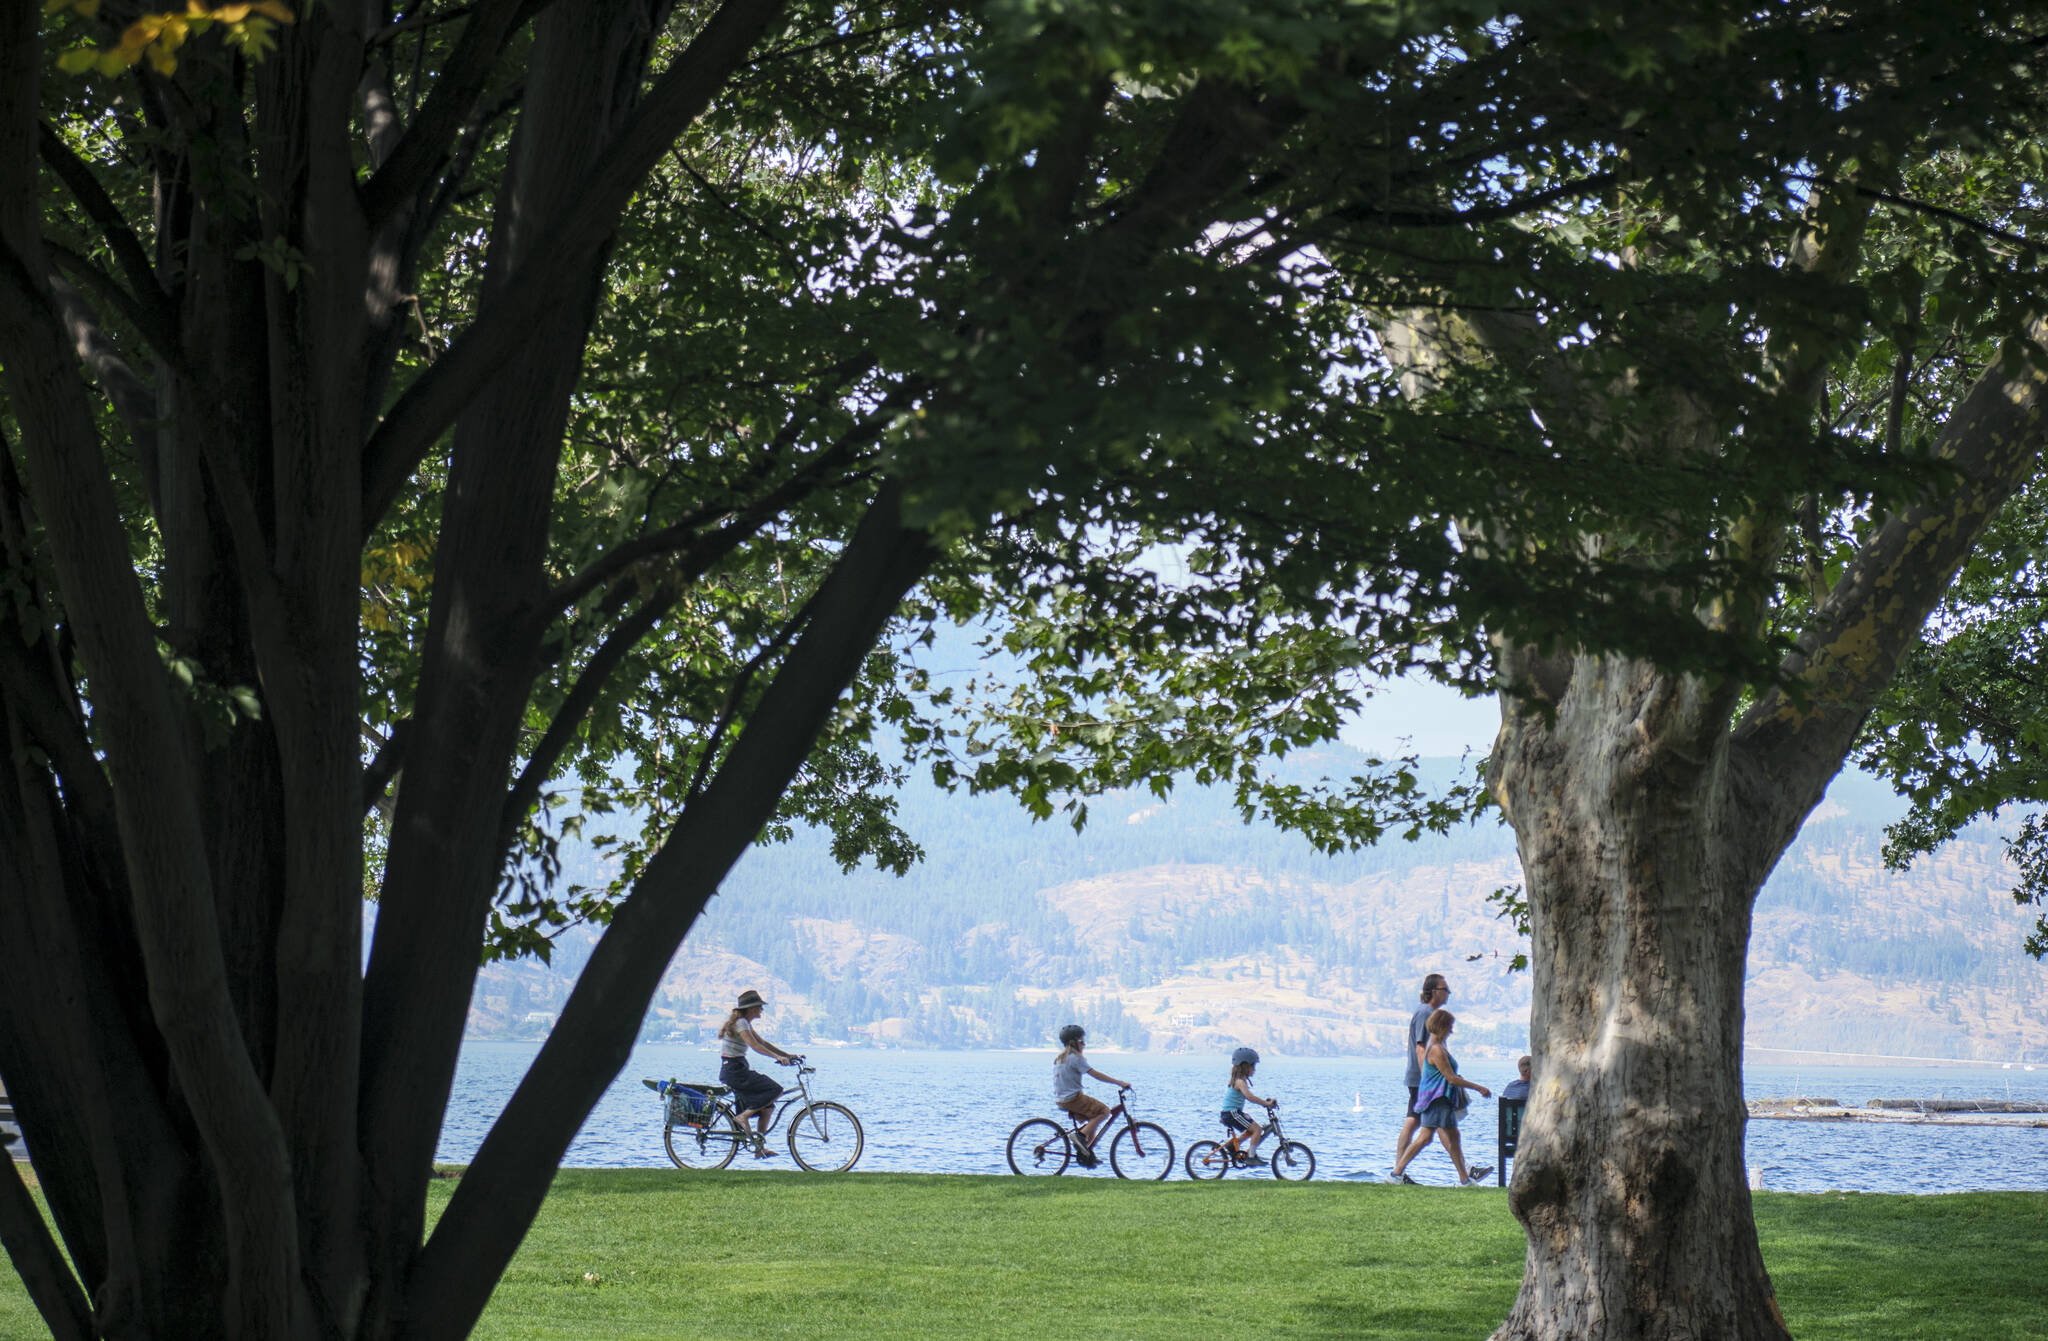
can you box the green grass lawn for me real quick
[464,1172,2048,1340]
[5,1169,2044,1339]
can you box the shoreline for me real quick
[463,1037,2044,1070]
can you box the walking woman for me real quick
[1388,1008,1493,1186]
[719,989,800,1156]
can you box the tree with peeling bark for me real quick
[3,3,2044,1341]
[930,28,2048,1341]
[1462,135,2048,1338]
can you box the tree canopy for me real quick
[884,10,2048,1340]
[4,2,2046,1340]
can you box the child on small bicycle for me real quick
[1220,1047,1278,1166]
[1052,1024,1128,1167]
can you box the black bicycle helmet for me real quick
[1231,1046,1260,1066]
[1058,1024,1086,1046]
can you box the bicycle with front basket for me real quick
[1183,1104,1315,1181]
[1006,1087,1175,1180]
[642,1058,863,1172]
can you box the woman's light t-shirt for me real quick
[720,1019,755,1059]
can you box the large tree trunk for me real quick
[1483,314,2048,1337]
[1490,660,1789,1341]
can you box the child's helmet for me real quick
[1059,1024,1086,1046]
[1232,1047,1260,1065]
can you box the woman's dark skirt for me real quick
[720,1055,783,1113]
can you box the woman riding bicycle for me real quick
[719,989,800,1156]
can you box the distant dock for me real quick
[1749,1097,2048,1128]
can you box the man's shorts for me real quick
[1056,1093,1109,1122]
[1220,1110,1257,1134]
[1407,1085,1419,1114]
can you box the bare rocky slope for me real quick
[466,755,2048,1062]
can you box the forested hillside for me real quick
[467,752,2048,1062]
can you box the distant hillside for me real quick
[465,751,2048,1062]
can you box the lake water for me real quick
[441,1043,2048,1192]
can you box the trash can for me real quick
[1497,1097,1526,1186]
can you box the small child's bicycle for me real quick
[1184,1106,1315,1181]
[1006,1088,1176,1180]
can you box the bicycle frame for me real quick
[1062,1089,1141,1144]
[1218,1106,1284,1157]
[730,1063,819,1135]
[1229,1108,1283,1144]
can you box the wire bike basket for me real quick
[659,1080,716,1128]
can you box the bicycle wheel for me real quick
[1109,1121,1174,1181]
[1006,1118,1072,1176]
[1270,1140,1316,1182]
[787,1101,864,1172]
[664,1103,744,1170]
[1183,1139,1229,1181]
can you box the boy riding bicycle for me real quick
[1052,1024,1129,1168]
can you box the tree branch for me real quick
[682,575,823,802]
[1322,171,1623,233]
[359,0,792,532]
[541,390,887,618]
[507,413,890,834]
[38,264,163,514]
[36,123,177,352]
[1791,173,2043,252]
[359,0,529,226]
[370,2,477,46]
[0,1126,94,1341]
[0,635,117,856]
[1732,317,2048,849]
[498,589,677,841]
[43,239,179,368]
[359,79,525,442]
[362,719,410,814]
[1,83,305,1328]
[404,479,935,1339]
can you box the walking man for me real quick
[1390,972,1448,1179]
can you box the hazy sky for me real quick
[1341,674,1500,759]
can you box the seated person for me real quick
[1502,1054,1532,1102]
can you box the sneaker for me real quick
[1461,1166,1493,1185]
[1242,1154,1267,1167]
[1390,1171,1418,1185]
[1073,1149,1099,1168]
